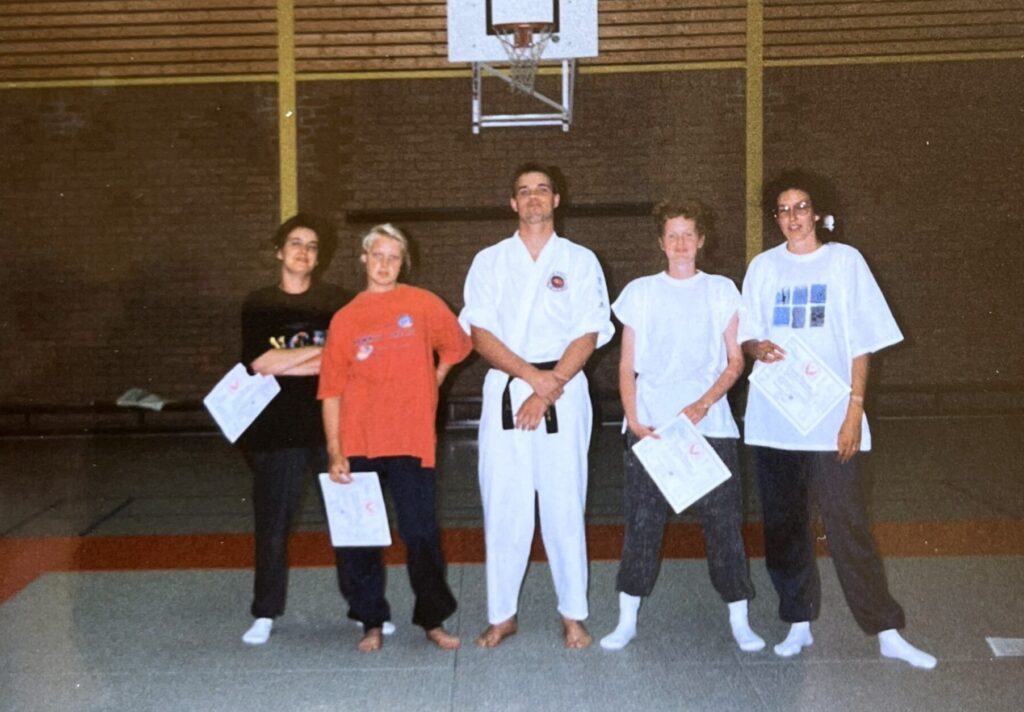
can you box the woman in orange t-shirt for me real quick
[319,223,471,652]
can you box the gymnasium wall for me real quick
[0,1,1021,417]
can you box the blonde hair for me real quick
[361,223,412,271]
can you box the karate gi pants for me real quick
[752,446,906,634]
[243,447,349,619]
[478,369,592,624]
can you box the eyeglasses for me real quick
[775,201,813,218]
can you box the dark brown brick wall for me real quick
[0,59,1020,412]
[762,60,1024,393]
[298,69,748,401]
[0,84,280,404]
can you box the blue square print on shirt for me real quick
[793,286,808,305]
[810,305,826,327]
[775,288,791,305]
[811,284,827,304]
[773,306,790,326]
[791,307,806,328]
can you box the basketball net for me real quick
[493,22,554,94]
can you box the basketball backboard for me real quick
[447,0,598,62]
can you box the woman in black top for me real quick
[238,214,355,645]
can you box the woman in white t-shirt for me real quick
[600,199,764,653]
[740,170,936,669]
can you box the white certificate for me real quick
[748,333,851,436]
[203,363,280,443]
[631,414,732,514]
[318,472,392,547]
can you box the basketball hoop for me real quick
[493,22,554,93]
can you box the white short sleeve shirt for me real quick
[613,271,741,438]
[739,242,903,450]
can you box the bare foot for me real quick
[563,618,592,649]
[357,627,383,652]
[426,627,461,650]
[476,617,518,648]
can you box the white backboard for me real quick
[447,0,598,62]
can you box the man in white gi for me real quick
[460,163,614,648]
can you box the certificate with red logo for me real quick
[318,472,392,547]
[749,333,851,436]
[203,363,280,444]
[631,415,732,514]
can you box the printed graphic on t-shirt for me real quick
[269,328,327,349]
[350,315,417,361]
[772,284,828,329]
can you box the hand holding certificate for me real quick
[203,363,280,443]
[631,414,732,514]
[748,333,850,436]
[318,472,392,547]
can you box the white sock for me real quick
[773,621,813,657]
[355,621,396,636]
[242,617,273,645]
[600,593,641,651]
[878,629,937,669]
[727,600,766,652]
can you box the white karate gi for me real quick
[461,232,614,623]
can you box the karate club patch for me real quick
[397,314,414,329]
[547,271,568,292]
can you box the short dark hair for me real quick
[510,162,561,198]
[653,198,715,243]
[272,213,337,274]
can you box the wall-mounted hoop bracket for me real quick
[471,57,575,133]
[448,1,595,133]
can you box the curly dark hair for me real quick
[762,169,839,241]
[765,169,835,217]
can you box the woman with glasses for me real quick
[739,170,936,669]
[600,199,764,653]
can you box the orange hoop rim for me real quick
[493,22,554,50]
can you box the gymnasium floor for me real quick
[1,415,1021,711]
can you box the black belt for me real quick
[501,361,559,434]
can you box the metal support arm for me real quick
[471,59,575,133]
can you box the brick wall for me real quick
[0,59,1020,411]
[298,69,748,402]
[0,83,280,404]
[762,60,1024,398]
